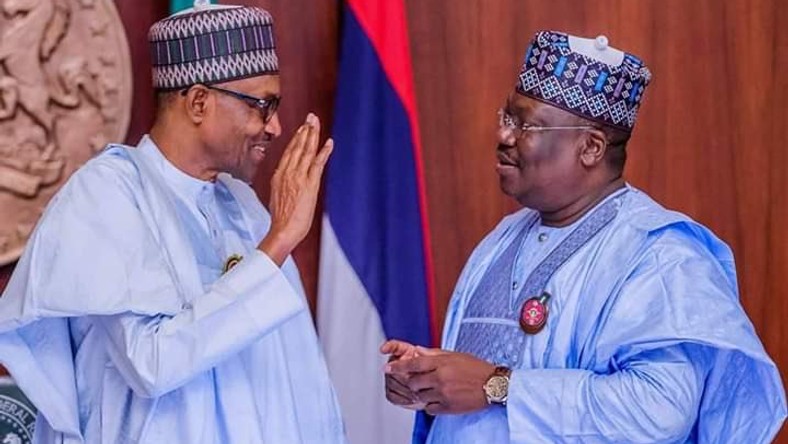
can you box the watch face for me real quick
[485,375,509,401]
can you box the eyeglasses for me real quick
[498,108,595,140]
[181,84,281,123]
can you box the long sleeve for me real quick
[14,154,304,398]
[0,144,349,443]
[507,344,712,443]
[430,199,784,444]
[95,250,304,398]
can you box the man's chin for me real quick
[499,178,532,205]
[242,172,257,184]
[498,177,518,197]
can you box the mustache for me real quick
[255,135,274,144]
[496,143,515,156]
[496,145,518,166]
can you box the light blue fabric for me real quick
[0,136,347,443]
[455,190,623,369]
[427,186,786,444]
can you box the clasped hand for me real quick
[380,340,496,415]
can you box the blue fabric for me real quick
[454,223,531,366]
[426,186,786,443]
[455,190,625,368]
[0,136,346,443]
[413,411,435,444]
[326,8,431,346]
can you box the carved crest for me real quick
[0,0,132,265]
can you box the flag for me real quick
[317,1,437,443]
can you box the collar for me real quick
[137,134,215,203]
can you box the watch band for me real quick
[484,366,511,405]
[492,366,512,379]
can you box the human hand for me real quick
[259,113,333,265]
[380,340,425,410]
[385,347,495,415]
[381,339,420,361]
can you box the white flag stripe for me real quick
[318,216,414,444]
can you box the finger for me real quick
[296,113,320,172]
[277,123,308,173]
[308,138,334,183]
[386,373,412,394]
[282,114,315,171]
[380,339,414,356]
[290,120,315,173]
[415,346,450,357]
[380,339,408,354]
[387,355,439,375]
[407,371,439,392]
[386,373,419,403]
[386,380,415,403]
[386,386,416,404]
[380,340,396,354]
[386,389,416,406]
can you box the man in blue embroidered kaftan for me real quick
[0,3,346,443]
[382,31,786,443]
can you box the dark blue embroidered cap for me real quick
[517,31,651,133]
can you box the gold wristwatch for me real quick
[483,366,511,405]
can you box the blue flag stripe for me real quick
[325,7,431,346]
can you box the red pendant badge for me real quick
[519,292,551,334]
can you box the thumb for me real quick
[380,339,412,356]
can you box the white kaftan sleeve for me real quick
[95,251,304,398]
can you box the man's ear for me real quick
[182,86,211,124]
[579,127,608,168]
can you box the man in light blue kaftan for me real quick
[0,3,346,443]
[383,31,786,444]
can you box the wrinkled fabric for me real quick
[0,136,346,443]
[426,186,786,444]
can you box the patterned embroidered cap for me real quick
[148,2,278,91]
[516,31,651,133]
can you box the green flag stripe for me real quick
[170,0,214,14]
